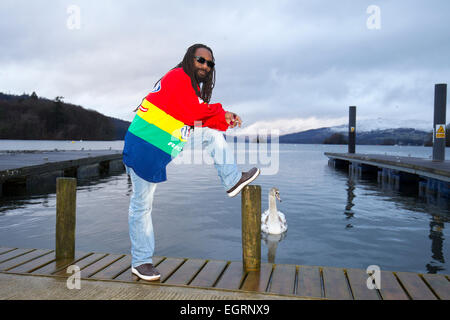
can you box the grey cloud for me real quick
[0,0,449,127]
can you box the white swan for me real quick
[261,187,287,234]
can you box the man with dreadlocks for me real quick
[122,44,260,281]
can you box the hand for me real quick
[225,112,242,128]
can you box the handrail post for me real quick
[241,185,261,272]
[55,177,77,260]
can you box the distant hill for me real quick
[278,127,334,144]
[0,92,130,140]
[278,126,449,146]
[109,117,131,140]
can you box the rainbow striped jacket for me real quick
[123,67,228,182]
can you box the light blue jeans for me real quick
[126,127,241,268]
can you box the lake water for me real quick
[0,139,449,274]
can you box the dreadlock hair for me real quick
[174,43,216,103]
[133,44,216,112]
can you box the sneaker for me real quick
[227,167,260,198]
[131,263,161,281]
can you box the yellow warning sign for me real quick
[436,124,446,138]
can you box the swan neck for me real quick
[269,194,277,215]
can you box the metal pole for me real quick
[241,185,261,272]
[432,84,447,162]
[349,106,356,154]
[56,177,77,260]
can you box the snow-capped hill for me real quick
[330,118,434,133]
[278,126,433,145]
[229,117,436,137]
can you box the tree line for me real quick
[0,92,129,140]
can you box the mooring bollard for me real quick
[432,83,447,162]
[55,177,77,260]
[348,106,356,154]
[241,185,261,272]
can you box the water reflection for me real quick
[372,187,447,274]
[344,179,356,229]
[427,215,445,273]
[0,171,126,214]
[335,166,449,274]
[262,232,287,263]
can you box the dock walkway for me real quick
[325,152,450,199]
[324,152,450,182]
[0,150,123,196]
[1,247,449,300]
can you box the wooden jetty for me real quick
[325,152,450,197]
[0,247,449,300]
[332,84,448,196]
[0,150,124,196]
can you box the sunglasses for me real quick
[194,56,215,68]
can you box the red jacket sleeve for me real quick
[165,69,230,131]
[202,109,230,132]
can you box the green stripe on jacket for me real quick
[128,114,185,157]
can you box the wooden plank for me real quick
[113,256,165,282]
[189,260,228,288]
[422,274,450,300]
[52,253,107,276]
[90,255,132,280]
[152,256,165,267]
[116,267,137,282]
[0,249,53,271]
[378,271,409,300]
[114,267,135,282]
[240,263,273,292]
[164,258,206,285]
[396,272,437,300]
[215,261,245,290]
[155,257,185,283]
[0,248,35,264]
[269,264,296,295]
[81,254,124,278]
[7,252,55,273]
[0,247,16,255]
[296,265,322,298]
[145,256,164,267]
[31,252,91,275]
[346,268,379,300]
[322,267,352,300]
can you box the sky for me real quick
[1,0,449,135]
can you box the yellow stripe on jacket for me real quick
[136,99,187,142]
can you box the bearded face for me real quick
[193,48,214,82]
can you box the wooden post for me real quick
[55,177,77,260]
[348,106,356,154]
[432,83,447,162]
[241,185,261,272]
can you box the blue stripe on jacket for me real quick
[122,131,172,183]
